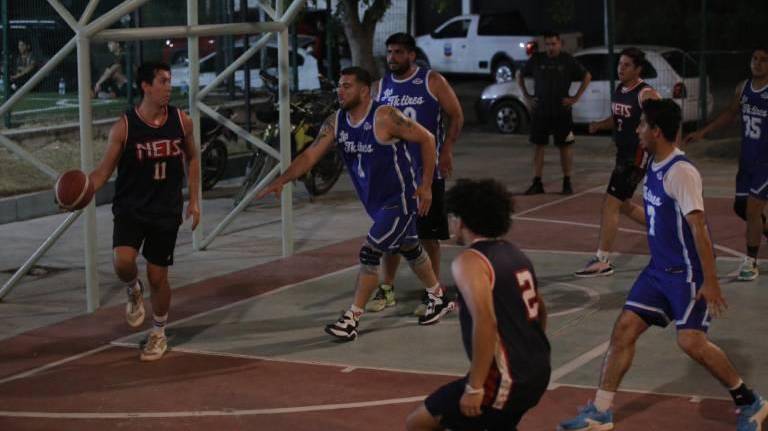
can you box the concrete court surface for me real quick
[1,129,766,430]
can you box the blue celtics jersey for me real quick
[740,79,768,167]
[335,100,418,217]
[377,67,443,179]
[643,154,702,277]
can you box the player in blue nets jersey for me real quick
[406,178,550,431]
[368,33,464,316]
[559,99,767,431]
[686,46,768,281]
[257,67,451,341]
[87,62,201,362]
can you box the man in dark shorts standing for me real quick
[574,48,660,278]
[406,179,551,431]
[368,32,464,316]
[517,31,591,195]
[88,62,200,361]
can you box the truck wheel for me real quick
[493,59,514,83]
[492,100,528,134]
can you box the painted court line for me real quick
[0,396,427,419]
[516,215,743,258]
[108,343,465,379]
[513,185,605,218]
[555,382,730,402]
[0,266,359,387]
[549,340,610,383]
[0,345,113,386]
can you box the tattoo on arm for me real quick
[388,107,413,129]
[313,112,337,145]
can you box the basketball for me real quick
[55,169,95,211]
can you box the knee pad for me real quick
[359,244,383,274]
[400,243,428,268]
[733,197,747,221]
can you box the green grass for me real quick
[2,90,191,128]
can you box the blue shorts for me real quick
[624,267,711,332]
[736,164,768,200]
[366,205,419,252]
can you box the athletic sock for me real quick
[532,176,542,184]
[596,249,609,262]
[380,283,393,291]
[729,380,757,406]
[747,246,760,260]
[350,304,363,319]
[151,313,167,335]
[563,176,571,184]
[125,278,140,295]
[426,283,442,297]
[594,389,615,412]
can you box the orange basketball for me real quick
[55,169,95,211]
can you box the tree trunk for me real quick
[343,24,377,78]
[336,0,391,80]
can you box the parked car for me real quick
[477,45,715,134]
[170,42,320,91]
[415,12,582,83]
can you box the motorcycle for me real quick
[199,108,235,191]
[233,71,343,206]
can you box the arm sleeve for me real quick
[570,55,588,80]
[664,162,705,215]
[521,55,535,77]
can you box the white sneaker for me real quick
[738,257,759,281]
[140,332,168,361]
[574,256,615,278]
[125,280,146,328]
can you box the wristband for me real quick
[464,384,484,395]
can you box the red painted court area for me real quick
[0,190,754,430]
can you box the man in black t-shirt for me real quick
[517,32,591,195]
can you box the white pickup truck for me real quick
[415,12,582,82]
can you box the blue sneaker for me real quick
[737,395,768,431]
[558,401,614,431]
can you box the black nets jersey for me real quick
[113,105,186,227]
[458,239,551,410]
[612,80,652,166]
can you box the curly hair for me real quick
[445,178,514,238]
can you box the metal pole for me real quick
[291,22,298,91]
[84,0,153,38]
[241,0,252,134]
[199,164,280,250]
[78,0,102,26]
[698,0,708,127]
[188,0,203,250]
[325,0,333,79]
[604,0,616,92]
[197,33,273,100]
[93,22,286,42]
[76,32,100,312]
[2,0,11,128]
[0,212,82,300]
[278,0,294,257]
[0,134,59,179]
[46,0,80,32]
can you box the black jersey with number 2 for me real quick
[113,105,186,227]
[458,239,551,410]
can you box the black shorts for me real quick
[417,179,449,241]
[425,377,546,431]
[607,161,646,201]
[530,110,575,147]
[113,216,180,266]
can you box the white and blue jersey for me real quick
[624,153,711,331]
[737,80,768,199]
[643,154,702,276]
[335,100,419,251]
[377,67,443,180]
